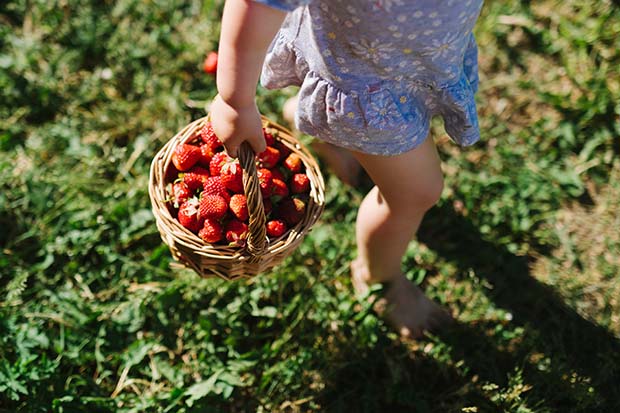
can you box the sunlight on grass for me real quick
[531,161,620,335]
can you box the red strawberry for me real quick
[271,178,289,199]
[291,173,310,194]
[199,194,228,220]
[283,153,302,173]
[263,129,276,146]
[220,160,244,193]
[203,51,218,75]
[263,198,273,216]
[210,152,231,176]
[165,165,179,183]
[171,182,191,207]
[198,144,214,167]
[166,202,177,217]
[275,141,292,159]
[178,199,202,233]
[172,144,202,171]
[203,176,231,203]
[199,218,223,243]
[257,146,280,168]
[183,166,210,192]
[257,168,273,198]
[225,219,248,246]
[277,197,306,226]
[270,168,286,182]
[199,122,223,152]
[229,194,249,221]
[266,219,287,238]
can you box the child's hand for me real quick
[210,95,266,158]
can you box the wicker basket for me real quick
[149,115,325,280]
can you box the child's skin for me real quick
[211,0,451,338]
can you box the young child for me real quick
[210,0,484,338]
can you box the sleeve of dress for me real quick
[252,0,311,12]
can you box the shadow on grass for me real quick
[316,334,493,413]
[417,203,620,410]
[316,201,619,412]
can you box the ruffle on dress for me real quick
[260,25,481,156]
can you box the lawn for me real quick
[1,0,619,412]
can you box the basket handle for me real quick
[238,141,267,259]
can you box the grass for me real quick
[1,0,619,412]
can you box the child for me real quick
[210,0,484,338]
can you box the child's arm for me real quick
[210,0,286,158]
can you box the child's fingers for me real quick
[223,132,265,159]
[223,143,239,159]
[248,134,267,155]
[209,95,265,157]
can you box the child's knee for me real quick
[417,175,444,210]
[384,175,443,213]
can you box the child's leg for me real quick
[283,94,362,186]
[311,141,363,187]
[349,136,451,337]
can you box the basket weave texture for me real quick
[149,115,325,280]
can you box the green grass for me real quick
[1,0,619,412]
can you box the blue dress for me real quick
[255,0,484,156]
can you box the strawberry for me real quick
[210,151,231,176]
[198,144,215,167]
[203,51,218,75]
[266,219,287,238]
[229,194,248,221]
[225,219,248,246]
[165,165,180,183]
[277,197,306,226]
[257,168,273,198]
[199,122,223,152]
[275,141,292,159]
[178,198,203,233]
[220,160,244,193]
[270,168,286,182]
[166,202,177,217]
[171,182,191,207]
[263,129,276,146]
[199,194,228,220]
[257,146,280,169]
[271,178,289,199]
[203,176,231,203]
[183,166,210,192]
[290,173,310,194]
[263,198,273,216]
[199,218,223,243]
[172,144,201,171]
[283,153,302,173]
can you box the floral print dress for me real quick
[255,0,484,155]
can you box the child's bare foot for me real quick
[350,258,453,338]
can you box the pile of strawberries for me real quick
[166,121,311,247]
